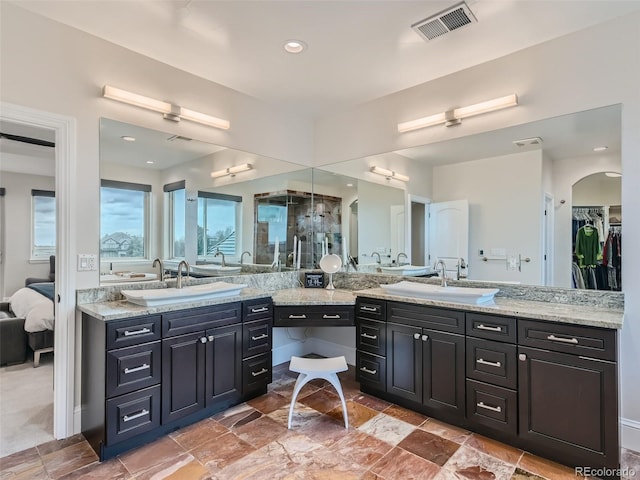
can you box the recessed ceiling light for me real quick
[605,172,621,178]
[593,146,608,152]
[146,160,154,164]
[346,183,353,187]
[121,135,136,142]
[283,39,307,54]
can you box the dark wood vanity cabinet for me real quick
[386,302,465,421]
[82,297,273,460]
[518,319,619,471]
[274,304,354,326]
[355,296,620,476]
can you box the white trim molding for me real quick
[0,102,77,439]
[621,417,640,453]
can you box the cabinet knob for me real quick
[413,333,421,340]
[208,335,214,342]
[200,337,207,344]
[519,353,527,361]
[421,334,429,341]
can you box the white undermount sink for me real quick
[380,280,499,305]
[190,265,242,276]
[122,281,247,307]
[379,265,433,276]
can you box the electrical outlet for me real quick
[77,254,98,271]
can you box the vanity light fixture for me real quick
[593,146,608,152]
[398,94,518,133]
[102,85,230,130]
[605,172,621,178]
[210,163,253,179]
[121,135,136,142]
[370,166,410,182]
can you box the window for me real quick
[31,189,56,259]
[100,180,151,259]
[165,181,186,259]
[197,192,241,258]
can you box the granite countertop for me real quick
[271,288,356,306]
[77,287,270,321]
[355,288,624,330]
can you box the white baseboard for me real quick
[621,417,640,452]
[272,339,356,366]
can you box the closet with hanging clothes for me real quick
[572,206,621,290]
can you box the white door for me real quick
[390,205,405,260]
[428,200,469,278]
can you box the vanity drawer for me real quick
[243,298,273,323]
[105,385,161,445]
[106,341,161,398]
[388,302,465,334]
[273,306,354,326]
[107,315,161,350]
[242,353,272,394]
[356,318,386,356]
[163,303,241,337]
[356,351,386,392]
[466,379,517,436]
[466,313,516,344]
[518,319,616,361]
[356,298,386,322]
[466,337,517,389]
[243,319,272,358]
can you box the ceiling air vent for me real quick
[412,2,477,41]
[513,137,543,147]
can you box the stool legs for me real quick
[287,371,349,430]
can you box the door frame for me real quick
[1,102,77,438]
[406,194,431,265]
[543,193,555,286]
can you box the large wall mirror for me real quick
[317,104,622,290]
[99,118,314,282]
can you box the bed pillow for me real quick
[9,287,54,332]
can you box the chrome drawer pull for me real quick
[123,409,149,422]
[361,306,378,312]
[547,334,578,344]
[360,367,377,375]
[123,327,151,337]
[323,314,341,319]
[477,402,502,413]
[124,364,150,374]
[251,333,268,341]
[360,333,378,340]
[251,307,268,313]
[288,314,307,319]
[251,368,268,377]
[477,358,501,368]
[477,324,502,332]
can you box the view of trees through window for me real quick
[198,195,238,256]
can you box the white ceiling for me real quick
[10,0,640,119]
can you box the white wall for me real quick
[573,173,621,206]
[0,171,55,297]
[433,151,544,285]
[315,13,640,450]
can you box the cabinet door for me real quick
[422,329,465,418]
[205,323,242,406]
[518,346,618,469]
[162,332,206,424]
[386,322,421,403]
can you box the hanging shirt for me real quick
[575,225,602,267]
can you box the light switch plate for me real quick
[77,254,98,271]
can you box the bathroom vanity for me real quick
[354,288,622,476]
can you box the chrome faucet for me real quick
[396,252,408,265]
[457,257,467,280]
[214,250,226,267]
[371,251,381,264]
[434,259,447,287]
[240,251,252,264]
[176,260,190,289]
[152,258,165,282]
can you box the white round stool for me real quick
[287,355,349,429]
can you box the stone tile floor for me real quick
[1,362,639,479]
